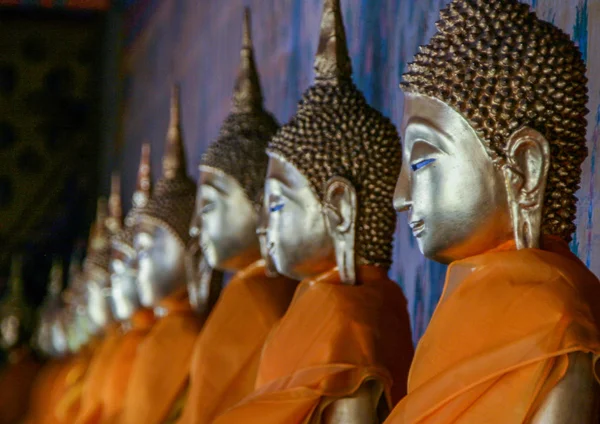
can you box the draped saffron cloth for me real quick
[176,259,298,424]
[212,265,414,424]
[74,324,124,424]
[385,237,600,424]
[0,348,41,423]
[100,309,155,424]
[24,357,65,424]
[119,288,203,424]
[52,343,96,424]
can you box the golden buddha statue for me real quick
[0,255,42,423]
[213,1,413,423]
[120,86,203,424]
[177,9,298,424]
[387,1,600,423]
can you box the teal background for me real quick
[108,0,600,342]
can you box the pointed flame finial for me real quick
[133,143,152,209]
[48,258,63,299]
[231,7,264,114]
[314,0,352,82]
[107,172,122,234]
[163,85,187,180]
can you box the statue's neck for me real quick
[154,286,192,318]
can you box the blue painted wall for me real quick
[112,0,600,341]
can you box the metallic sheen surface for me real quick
[186,206,223,315]
[257,201,278,277]
[265,157,335,280]
[134,220,186,307]
[322,382,381,424]
[198,167,261,272]
[394,94,599,421]
[83,268,113,333]
[531,352,599,423]
[109,245,141,321]
[394,94,513,264]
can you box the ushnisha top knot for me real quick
[201,7,279,206]
[401,0,589,242]
[112,143,153,255]
[268,0,402,269]
[138,86,196,245]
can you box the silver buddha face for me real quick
[264,157,336,280]
[109,246,141,321]
[394,94,513,263]
[198,167,261,272]
[50,315,68,356]
[35,317,53,355]
[84,268,113,332]
[0,314,20,350]
[134,220,186,307]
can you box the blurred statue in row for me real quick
[386,0,600,422]
[25,257,71,424]
[75,144,158,424]
[96,143,156,424]
[177,9,298,424]
[0,256,42,423]
[119,87,203,424]
[214,1,413,423]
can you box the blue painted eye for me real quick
[411,158,436,171]
[270,203,284,213]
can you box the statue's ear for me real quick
[502,127,550,249]
[323,177,357,285]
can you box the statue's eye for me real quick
[201,202,215,214]
[270,203,284,213]
[411,158,436,171]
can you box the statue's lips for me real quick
[409,220,425,237]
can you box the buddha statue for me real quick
[176,9,298,424]
[0,255,42,423]
[25,259,70,424]
[62,257,91,354]
[75,176,129,424]
[386,1,600,423]
[120,86,203,424]
[35,258,65,358]
[213,1,413,423]
[82,196,116,336]
[109,144,151,324]
[96,143,157,424]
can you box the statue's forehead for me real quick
[402,94,485,155]
[266,155,310,191]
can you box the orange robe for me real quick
[385,237,600,423]
[177,259,298,424]
[74,325,124,424]
[213,265,414,424]
[25,358,65,424]
[119,289,203,424]
[0,348,41,423]
[51,344,96,424]
[100,309,155,424]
